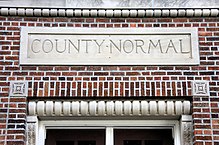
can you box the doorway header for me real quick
[28,100,191,117]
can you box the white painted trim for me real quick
[37,122,46,145]
[106,127,114,145]
[1,7,219,17]
[40,120,178,127]
[174,121,181,145]
[37,120,181,145]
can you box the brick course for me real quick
[0,15,219,144]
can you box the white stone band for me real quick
[0,7,219,17]
[28,100,191,117]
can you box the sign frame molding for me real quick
[20,27,199,65]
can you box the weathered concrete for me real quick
[0,0,219,8]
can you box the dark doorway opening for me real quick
[114,129,173,145]
[45,129,105,145]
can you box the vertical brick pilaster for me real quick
[192,81,212,144]
[4,82,28,145]
[193,96,213,145]
[0,96,7,145]
[6,96,26,145]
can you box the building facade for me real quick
[0,1,219,145]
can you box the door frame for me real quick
[36,120,181,145]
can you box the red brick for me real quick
[94,72,108,76]
[71,18,85,22]
[104,24,112,28]
[75,24,81,27]
[38,18,52,22]
[207,28,219,31]
[78,72,93,76]
[151,72,166,75]
[111,18,125,23]
[119,66,131,70]
[110,72,124,76]
[38,66,53,71]
[3,22,10,26]
[127,18,141,22]
[8,17,23,21]
[62,72,77,76]
[122,24,128,27]
[130,24,136,27]
[126,72,141,76]
[205,18,219,22]
[189,18,203,22]
[12,72,28,76]
[90,24,97,27]
[99,24,105,27]
[24,17,38,21]
[173,18,187,22]
[114,24,120,27]
[158,18,172,22]
[87,66,102,71]
[46,72,61,76]
[142,18,156,22]
[199,32,213,36]
[96,18,110,23]
[7,27,20,31]
[5,67,20,70]
[29,72,44,76]
[59,23,67,27]
[0,16,6,21]
[0,41,11,45]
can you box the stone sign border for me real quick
[20,27,199,65]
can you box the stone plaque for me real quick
[193,81,209,96]
[10,81,28,96]
[20,27,199,65]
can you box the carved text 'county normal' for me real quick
[20,28,199,65]
[30,36,192,58]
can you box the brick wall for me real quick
[0,15,219,145]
